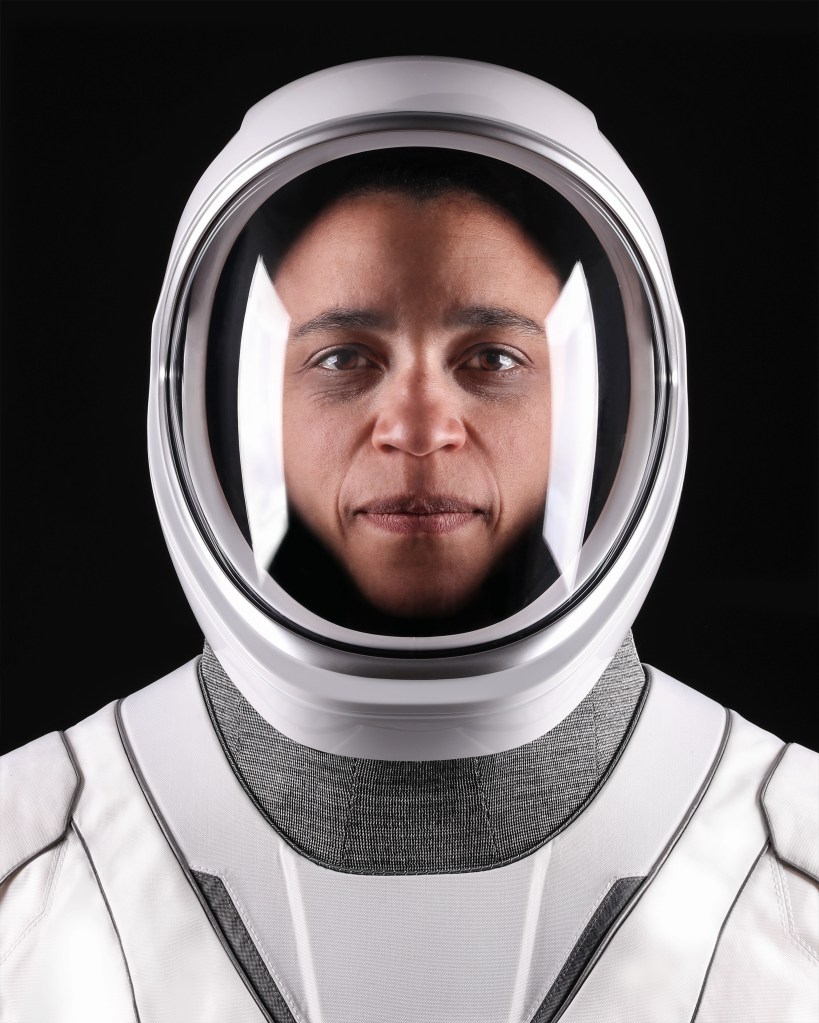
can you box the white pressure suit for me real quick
[1,58,817,1022]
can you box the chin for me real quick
[360,582,480,621]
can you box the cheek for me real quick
[480,401,551,517]
[282,393,357,524]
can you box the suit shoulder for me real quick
[762,742,819,881]
[0,731,80,881]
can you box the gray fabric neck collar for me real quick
[199,633,646,874]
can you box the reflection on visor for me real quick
[237,257,290,582]
[542,263,598,591]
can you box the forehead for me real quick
[277,191,558,278]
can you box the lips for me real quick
[356,495,485,535]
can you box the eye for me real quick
[461,348,521,372]
[316,347,374,371]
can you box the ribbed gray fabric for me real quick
[532,875,645,1021]
[199,633,646,874]
[193,870,295,1022]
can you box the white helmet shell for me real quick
[148,57,686,759]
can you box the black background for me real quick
[2,1,817,754]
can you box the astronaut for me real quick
[1,58,817,1022]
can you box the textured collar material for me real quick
[199,633,646,873]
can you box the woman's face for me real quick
[277,191,561,618]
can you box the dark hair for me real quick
[244,148,582,282]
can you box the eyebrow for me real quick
[292,309,389,339]
[290,304,546,340]
[446,305,546,337]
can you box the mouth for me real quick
[356,495,485,535]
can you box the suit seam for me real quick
[72,820,141,1022]
[340,758,360,869]
[191,864,306,1022]
[775,855,819,962]
[0,837,67,963]
[548,693,732,1023]
[473,757,501,861]
[769,849,791,940]
[689,842,768,1022]
[116,691,277,1023]
[524,874,623,1021]
[0,731,81,886]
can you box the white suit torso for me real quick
[1,660,817,1022]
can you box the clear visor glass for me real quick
[178,147,659,644]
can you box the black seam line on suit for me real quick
[759,743,818,884]
[759,744,788,861]
[689,841,769,1023]
[196,656,651,877]
[192,871,297,1023]
[0,731,82,885]
[532,876,645,1023]
[546,689,734,1023]
[71,819,141,1023]
[113,701,278,1023]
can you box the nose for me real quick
[372,368,467,456]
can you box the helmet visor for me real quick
[177,146,659,645]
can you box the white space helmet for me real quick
[148,57,686,759]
